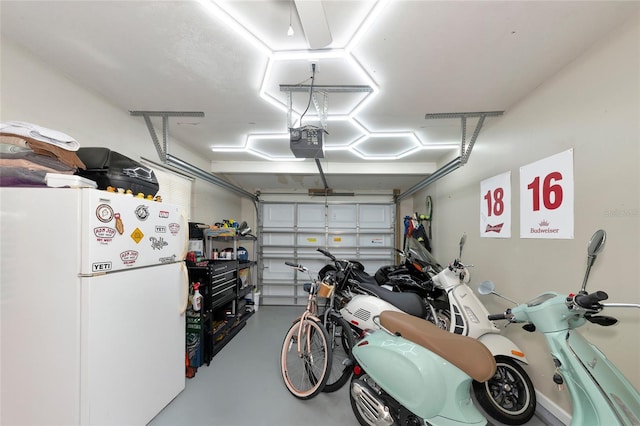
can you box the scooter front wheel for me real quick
[472,356,536,425]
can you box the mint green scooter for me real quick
[350,309,498,425]
[480,229,640,426]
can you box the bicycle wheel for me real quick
[280,317,332,399]
[323,314,356,392]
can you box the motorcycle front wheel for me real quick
[472,356,536,425]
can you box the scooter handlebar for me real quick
[488,309,513,321]
[574,291,608,308]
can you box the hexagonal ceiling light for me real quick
[198,0,458,160]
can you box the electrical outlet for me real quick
[310,61,319,74]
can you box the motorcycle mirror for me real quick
[581,229,606,293]
[478,280,495,295]
[459,233,467,259]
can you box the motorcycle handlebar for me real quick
[575,291,609,308]
[316,248,336,260]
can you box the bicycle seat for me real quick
[380,310,496,382]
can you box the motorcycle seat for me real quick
[358,283,428,319]
[350,269,378,284]
[379,310,496,382]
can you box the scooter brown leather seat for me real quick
[379,310,496,382]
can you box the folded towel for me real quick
[0,133,85,170]
[0,121,80,151]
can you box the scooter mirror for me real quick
[478,280,495,295]
[588,229,606,258]
[580,229,607,293]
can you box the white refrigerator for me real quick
[1,187,188,426]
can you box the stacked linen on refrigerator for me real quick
[0,121,85,186]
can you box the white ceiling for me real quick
[2,0,638,194]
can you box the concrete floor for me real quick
[149,305,556,426]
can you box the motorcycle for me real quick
[342,234,537,425]
[480,229,640,426]
[315,248,433,328]
[349,310,497,426]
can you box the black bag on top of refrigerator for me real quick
[75,147,159,197]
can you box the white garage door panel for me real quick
[263,204,295,228]
[359,205,393,228]
[296,248,324,260]
[358,234,393,247]
[327,234,357,247]
[327,204,357,228]
[263,259,297,280]
[301,259,328,275]
[262,233,295,246]
[297,204,326,228]
[297,233,326,247]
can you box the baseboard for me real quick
[536,391,571,426]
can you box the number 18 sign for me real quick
[480,171,511,238]
[520,149,574,239]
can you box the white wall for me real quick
[0,37,242,224]
[412,15,640,418]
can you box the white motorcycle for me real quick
[340,234,536,425]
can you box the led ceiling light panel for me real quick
[247,134,302,160]
[350,133,421,158]
[204,0,457,161]
[262,54,377,120]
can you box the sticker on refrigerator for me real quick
[150,236,168,250]
[114,213,124,234]
[96,204,114,223]
[159,255,177,264]
[92,261,112,272]
[159,210,170,219]
[94,227,116,244]
[131,227,144,243]
[155,225,167,233]
[120,250,139,265]
[169,223,181,236]
[135,205,150,221]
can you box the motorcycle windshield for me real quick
[405,235,444,274]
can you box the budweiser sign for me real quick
[485,223,505,233]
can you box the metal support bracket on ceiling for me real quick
[424,111,504,165]
[130,110,204,162]
[280,84,372,129]
[396,110,504,202]
[130,110,258,202]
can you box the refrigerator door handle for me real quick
[180,263,189,315]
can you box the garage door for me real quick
[259,202,395,306]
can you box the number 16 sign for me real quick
[520,149,574,239]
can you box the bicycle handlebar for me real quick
[284,261,307,272]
